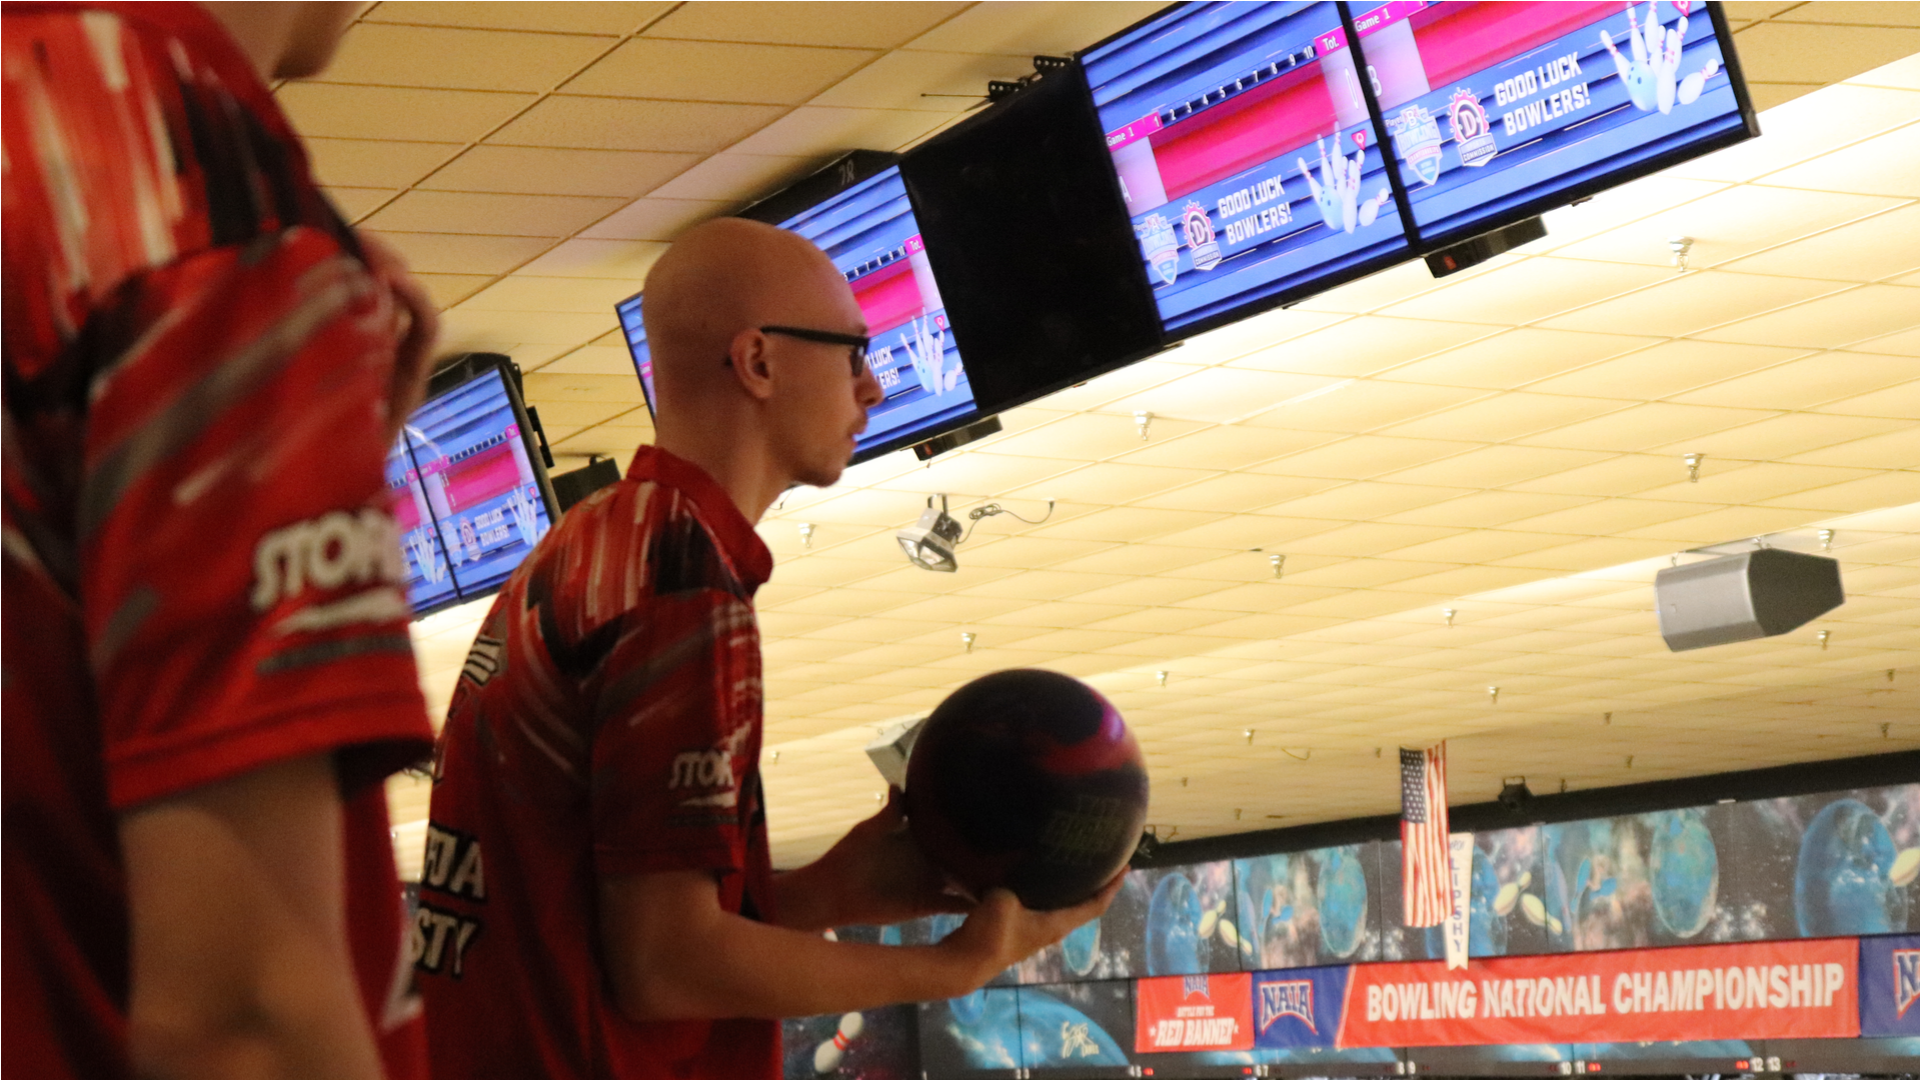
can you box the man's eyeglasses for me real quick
[756,325,872,379]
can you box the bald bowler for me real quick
[418,218,1120,1080]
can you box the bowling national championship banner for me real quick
[1859,933,1920,1037]
[1135,973,1254,1054]
[1335,937,1859,1048]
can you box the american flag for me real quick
[1400,743,1453,927]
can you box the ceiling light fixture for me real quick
[1134,410,1153,441]
[1684,452,1705,482]
[897,495,963,572]
[1269,553,1285,579]
[798,522,815,549]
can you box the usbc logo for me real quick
[1896,948,1920,1019]
[1257,980,1316,1035]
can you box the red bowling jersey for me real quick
[1,4,434,1079]
[420,446,781,1080]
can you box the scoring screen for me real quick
[1083,1,1411,336]
[1356,0,1749,244]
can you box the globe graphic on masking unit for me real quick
[1796,798,1907,936]
[1649,809,1719,938]
[1147,873,1205,975]
[1016,990,1129,1067]
[1061,919,1101,977]
[1318,847,1368,958]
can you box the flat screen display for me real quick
[1082,1,1411,337]
[1352,0,1754,246]
[388,362,555,618]
[616,167,980,464]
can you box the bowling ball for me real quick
[1649,809,1719,938]
[1796,798,1907,935]
[906,668,1149,911]
[1146,872,1204,974]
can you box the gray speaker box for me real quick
[863,718,926,790]
[1654,548,1844,652]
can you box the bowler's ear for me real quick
[726,327,777,402]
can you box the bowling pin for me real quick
[814,1011,865,1074]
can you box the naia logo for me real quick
[1257,980,1316,1035]
[1183,975,1212,1001]
[1896,948,1920,1019]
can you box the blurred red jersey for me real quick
[420,446,781,1080]
[1,4,433,1078]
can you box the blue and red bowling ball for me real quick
[906,668,1149,910]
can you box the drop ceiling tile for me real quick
[523,372,647,409]
[1136,472,1348,514]
[1723,203,1920,282]
[1108,369,1352,424]
[1249,436,1481,481]
[1378,329,1658,391]
[1378,394,1626,443]
[1488,537,1684,572]
[1497,498,1707,536]
[644,1,970,49]
[809,49,1033,112]
[512,239,667,281]
[1652,412,1910,459]
[537,346,642,376]
[1851,52,1920,90]
[941,536,1117,569]
[490,97,787,152]
[317,24,612,92]
[1852,325,1920,356]
[276,83,536,141]
[726,106,948,157]
[1515,402,1777,453]
[366,2,673,34]
[1382,445,1613,488]
[983,412,1197,461]
[1550,185,1905,268]
[950,570,1126,602]
[1258,481,1468,521]
[365,231,555,275]
[1538,270,1849,338]
[1009,462,1215,505]
[1046,545,1226,578]
[1731,23,1920,90]
[1145,514,1332,552]
[1115,424,1341,470]
[1028,359,1197,412]
[1380,258,1672,325]
[460,276,648,314]
[1697,284,1920,351]
[1375,530,1583,564]
[1281,522,1466,558]
[1757,471,1920,513]
[565,39,875,103]
[412,273,493,309]
[1239,380,1488,433]
[421,146,701,199]
[1672,85,1920,182]
[1383,491,1598,528]
[1073,577,1249,608]
[1618,505,1830,544]
[580,198,732,241]
[1524,338,1819,401]
[363,191,625,236]
[1786,427,1920,470]
[1537,175,1733,251]
[905,1,1164,54]
[518,399,632,428]
[1635,462,1878,505]
[1376,566,1555,597]
[1030,507,1232,545]
[1228,318,1501,377]
[1671,352,1915,410]
[437,309,617,346]
[323,187,397,221]
[305,138,463,189]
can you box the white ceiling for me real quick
[325,3,1920,878]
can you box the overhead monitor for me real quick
[388,356,558,619]
[1081,1,1412,338]
[1350,0,1757,247]
[617,163,983,465]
